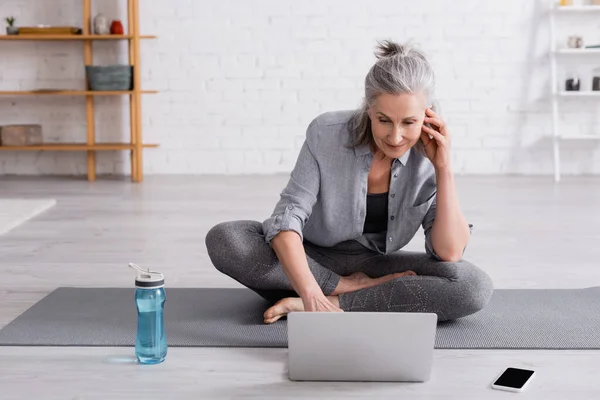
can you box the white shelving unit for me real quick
[555,48,600,54]
[548,2,600,182]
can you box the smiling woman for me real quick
[347,40,435,160]
[370,93,425,154]
[205,39,493,324]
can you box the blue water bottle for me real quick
[129,263,167,365]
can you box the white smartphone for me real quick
[491,367,535,392]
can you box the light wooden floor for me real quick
[0,175,599,399]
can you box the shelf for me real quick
[559,135,600,140]
[0,143,159,151]
[558,91,600,97]
[555,48,600,54]
[552,5,600,12]
[0,34,156,41]
[0,0,154,182]
[0,90,157,96]
[548,3,600,183]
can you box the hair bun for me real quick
[374,39,409,59]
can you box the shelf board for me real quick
[558,91,600,97]
[0,90,157,96]
[0,143,159,151]
[555,48,600,54]
[560,135,600,140]
[552,5,600,12]
[0,34,156,41]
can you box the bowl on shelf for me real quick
[85,65,133,91]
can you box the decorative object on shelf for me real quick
[593,68,600,91]
[18,26,81,35]
[567,35,584,48]
[0,124,43,146]
[565,76,580,91]
[93,13,109,34]
[5,16,18,35]
[85,65,133,91]
[559,0,573,5]
[110,20,124,35]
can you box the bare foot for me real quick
[263,296,341,324]
[264,297,304,324]
[332,270,417,295]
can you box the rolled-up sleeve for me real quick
[422,195,474,261]
[262,120,320,245]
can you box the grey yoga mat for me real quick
[0,287,599,349]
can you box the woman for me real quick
[206,40,494,324]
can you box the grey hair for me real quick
[347,39,437,156]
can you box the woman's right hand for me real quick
[302,291,343,313]
[271,231,343,313]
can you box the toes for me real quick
[399,270,416,276]
[264,305,278,320]
[392,270,416,278]
[264,315,281,324]
[263,311,277,324]
[263,298,303,324]
[264,299,286,321]
[264,305,285,324]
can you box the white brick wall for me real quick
[1,0,600,176]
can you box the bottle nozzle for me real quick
[129,262,147,276]
[129,263,165,288]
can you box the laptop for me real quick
[287,311,437,382]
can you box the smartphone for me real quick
[491,367,535,392]
[423,104,437,139]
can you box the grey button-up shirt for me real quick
[262,110,471,259]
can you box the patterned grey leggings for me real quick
[205,220,494,321]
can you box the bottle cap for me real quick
[129,263,165,288]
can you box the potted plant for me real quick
[5,17,18,35]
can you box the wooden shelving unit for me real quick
[0,90,157,96]
[0,34,156,40]
[0,0,157,182]
[0,143,159,151]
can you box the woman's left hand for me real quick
[420,108,452,171]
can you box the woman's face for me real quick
[367,92,428,160]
